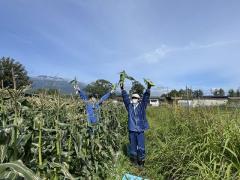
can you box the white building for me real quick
[149,98,160,106]
[178,97,228,107]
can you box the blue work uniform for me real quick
[78,90,111,124]
[122,89,150,161]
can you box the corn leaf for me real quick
[0,160,41,180]
[49,162,76,180]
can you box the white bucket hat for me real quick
[132,93,140,99]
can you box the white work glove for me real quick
[73,85,80,94]
[110,83,117,94]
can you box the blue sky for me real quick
[0,0,240,94]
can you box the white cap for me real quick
[132,93,140,99]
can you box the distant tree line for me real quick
[228,89,240,97]
[163,88,240,98]
[2,56,240,99]
[212,88,225,96]
[162,89,204,99]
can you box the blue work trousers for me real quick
[128,131,145,161]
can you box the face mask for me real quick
[90,97,97,103]
[132,99,139,104]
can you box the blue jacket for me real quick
[78,90,111,124]
[122,89,150,132]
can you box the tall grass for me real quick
[117,105,240,179]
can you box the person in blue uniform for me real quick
[74,85,114,124]
[120,83,151,167]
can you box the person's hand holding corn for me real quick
[119,71,125,90]
[120,80,124,90]
[73,85,80,94]
[144,79,155,89]
[111,83,117,93]
[70,78,80,94]
[119,70,135,90]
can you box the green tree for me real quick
[186,88,193,99]
[219,88,225,96]
[130,81,145,96]
[168,89,179,97]
[236,89,240,97]
[161,93,167,98]
[228,89,236,97]
[213,88,225,96]
[0,57,31,89]
[193,89,204,98]
[178,89,185,97]
[84,79,112,98]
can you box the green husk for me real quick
[111,83,117,91]
[144,78,155,87]
[119,70,135,86]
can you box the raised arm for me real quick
[73,85,88,103]
[97,92,111,105]
[142,89,150,108]
[122,90,131,109]
[78,90,88,103]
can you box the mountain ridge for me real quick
[30,75,86,94]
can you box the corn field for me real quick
[0,88,126,179]
[2,88,240,179]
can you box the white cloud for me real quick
[141,44,172,63]
[140,40,240,64]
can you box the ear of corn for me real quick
[111,83,118,91]
[118,70,135,86]
[144,78,155,87]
